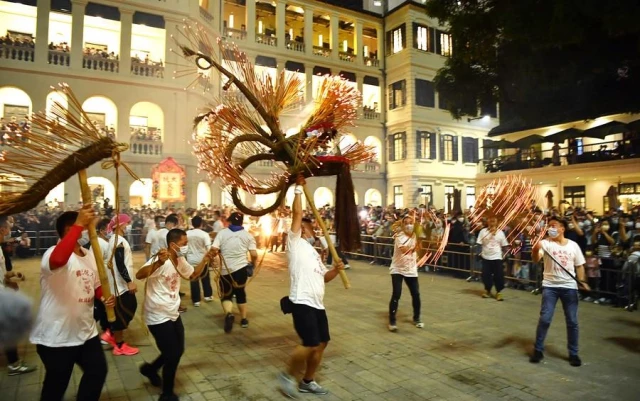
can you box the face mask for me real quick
[405,224,414,232]
[106,232,114,239]
[306,237,315,245]
[172,244,188,256]
[457,218,464,223]
[547,228,559,238]
[611,218,619,225]
[578,222,584,229]
[601,225,610,231]
[636,223,640,229]
[568,223,574,230]
[626,221,634,228]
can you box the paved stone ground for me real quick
[1,252,640,401]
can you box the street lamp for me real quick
[467,115,490,122]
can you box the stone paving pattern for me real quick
[1,252,639,401]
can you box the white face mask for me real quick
[548,227,559,238]
[568,223,574,230]
[578,222,584,229]
[457,218,464,223]
[405,224,414,232]
[306,237,315,245]
[173,244,188,256]
[636,223,640,229]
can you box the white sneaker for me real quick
[194,302,200,307]
[204,297,213,302]
[414,321,424,329]
[299,380,328,394]
[278,372,298,399]
[344,264,351,270]
[388,324,398,332]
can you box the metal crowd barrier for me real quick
[17,229,147,256]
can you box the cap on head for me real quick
[229,212,244,226]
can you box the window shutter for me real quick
[439,134,445,161]
[386,30,392,55]
[430,132,437,159]
[402,132,407,159]
[388,135,395,161]
[412,23,419,49]
[435,30,442,55]
[416,131,422,159]
[388,84,393,110]
[401,80,406,106]
[430,28,436,52]
[472,138,479,163]
[452,136,459,162]
[401,25,407,50]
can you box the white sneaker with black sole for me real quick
[299,380,328,395]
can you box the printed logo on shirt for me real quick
[164,271,179,299]
[550,249,573,273]
[76,269,95,303]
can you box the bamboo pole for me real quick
[301,185,350,289]
[78,170,116,322]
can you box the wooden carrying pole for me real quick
[301,185,350,289]
[78,170,116,322]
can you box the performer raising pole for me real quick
[278,176,345,397]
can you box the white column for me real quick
[304,7,313,56]
[35,0,50,66]
[277,58,286,76]
[119,9,133,76]
[276,1,286,50]
[305,63,313,103]
[330,15,339,61]
[246,0,256,43]
[356,74,364,107]
[70,0,87,70]
[354,20,363,65]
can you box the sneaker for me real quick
[388,324,398,332]
[139,363,162,387]
[299,380,328,395]
[178,305,187,313]
[482,291,492,298]
[100,329,116,347]
[569,355,582,367]
[414,321,424,329]
[194,302,201,307]
[204,297,213,302]
[278,372,298,399]
[529,350,544,363]
[158,393,179,401]
[583,296,593,302]
[496,292,504,301]
[113,343,139,356]
[241,318,249,328]
[344,264,351,270]
[7,362,36,376]
[224,313,235,333]
[593,299,600,304]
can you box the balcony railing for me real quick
[339,51,355,62]
[223,27,247,41]
[481,138,640,173]
[258,160,274,167]
[222,91,245,103]
[286,40,304,53]
[130,137,163,156]
[362,108,380,120]
[48,50,70,66]
[360,161,380,172]
[364,56,380,67]
[131,60,164,78]
[256,33,277,47]
[0,44,34,62]
[83,54,119,73]
[313,46,331,58]
[200,7,214,22]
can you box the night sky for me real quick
[317,0,366,11]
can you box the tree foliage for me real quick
[426,0,640,130]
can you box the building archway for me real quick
[130,178,153,207]
[338,133,357,154]
[314,187,334,207]
[197,182,212,206]
[364,188,382,206]
[364,136,382,163]
[46,90,68,123]
[0,87,32,123]
[221,186,245,206]
[82,96,118,137]
[130,101,165,141]
[45,182,65,207]
[285,185,306,209]
[87,176,115,205]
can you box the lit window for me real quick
[439,32,452,57]
[394,185,404,208]
[466,186,476,208]
[416,26,428,51]
[393,28,403,53]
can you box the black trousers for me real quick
[36,336,107,401]
[482,258,505,293]
[190,267,213,303]
[5,347,18,364]
[148,317,185,396]
[219,267,248,303]
[389,274,421,324]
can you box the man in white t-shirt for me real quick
[0,216,35,376]
[212,212,258,332]
[531,216,590,367]
[145,215,163,260]
[477,217,509,300]
[136,228,214,401]
[278,177,344,397]
[30,207,115,400]
[187,216,213,306]
[212,211,224,236]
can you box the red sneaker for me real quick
[100,330,116,347]
[113,342,139,356]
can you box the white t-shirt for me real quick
[142,256,194,326]
[186,228,211,266]
[286,229,328,310]
[153,228,169,254]
[96,236,110,267]
[106,236,134,296]
[146,228,162,255]
[30,247,100,347]
[540,239,586,289]
[477,228,508,260]
[212,220,224,233]
[212,228,256,274]
[0,249,6,288]
[318,234,336,250]
[390,233,418,277]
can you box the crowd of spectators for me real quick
[83,46,118,61]
[4,198,640,308]
[0,116,30,144]
[0,34,34,48]
[130,126,162,142]
[48,41,69,52]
